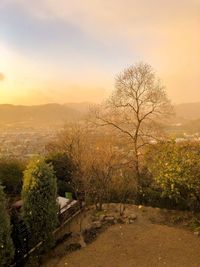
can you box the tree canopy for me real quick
[92,62,172,180]
[0,158,24,195]
[46,152,76,196]
[22,157,58,248]
[147,142,200,210]
[0,185,14,267]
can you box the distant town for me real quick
[0,127,57,159]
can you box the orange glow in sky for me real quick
[0,0,200,105]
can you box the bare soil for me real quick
[42,204,200,267]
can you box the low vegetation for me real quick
[0,185,14,267]
[22,158,58,248]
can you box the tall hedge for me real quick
[22,157,58,248]
[0,185,14,267]
[0,158,24,196]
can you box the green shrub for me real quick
[0,158,24,196]
[147,141,200,211]
[22,157,58,249]
[0,185,14,267]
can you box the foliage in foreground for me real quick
[0,185,14,267]
[0,158,24,196]
[22,157,58,248]
[46,152,76,196]
[147,141,200,211]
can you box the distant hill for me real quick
[174,102,200,121]
[0,101,200,131]
[181,118,200,133]
[64,102,92,113]
[0,103,90,127]
[168,102,200,134]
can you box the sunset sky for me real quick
[0,0,199,105]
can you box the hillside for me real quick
[0,101,200,130]
[174,102,200,120]
[0,103,90,127]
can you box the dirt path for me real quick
[43,222,200,267]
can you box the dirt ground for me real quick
[42,205,200,267]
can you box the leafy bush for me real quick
[22,157,58,249]
[147,141,200,211]
[0,185,14,267]
[46,152,76,196]
[0,158,24,196]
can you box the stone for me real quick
[83,228,98,244]
[128,219,135,224]
[194,231,199,236]
[79,234,87,248]
[117,217,125,224]
[129,213,137,220]
[104,216,115,224]
[91,221,102,229]
[71,232,80,238]
[99,214,106,221]
[91,216,97,222]
[65,243,81,252]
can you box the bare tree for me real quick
[50,122,122,210]
[46,123,90,204]
[86,141,120,210]
[111,169,136,216]
[91,62,172,182]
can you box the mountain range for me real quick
[0,103,91,128]
[174,102,200,121]
[0,102,200,130]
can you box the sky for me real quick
[0,0,200,105]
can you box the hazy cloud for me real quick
[0,73,5,81]
[11,1,200,37]
[1,1,200,104]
